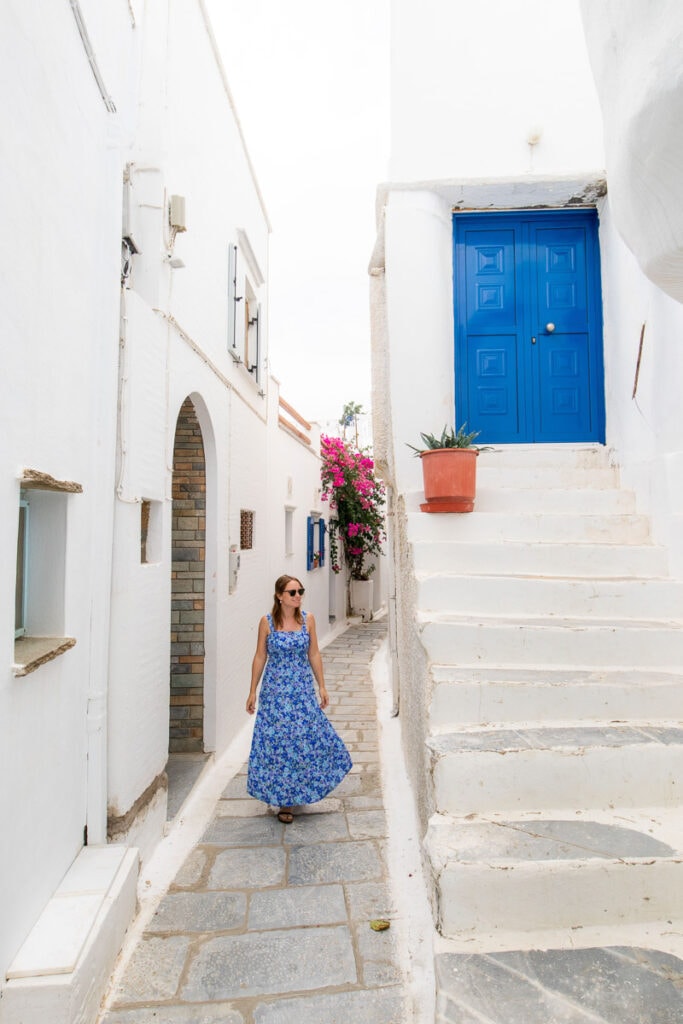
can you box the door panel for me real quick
[537,332,591,440]
[454,211,604,444]
[467,334,522,441]
[462,228,526,442]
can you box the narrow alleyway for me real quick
[99,619,414,1024]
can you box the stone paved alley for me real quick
[99,619,425,1024]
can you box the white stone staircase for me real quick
[407,445,683,1021]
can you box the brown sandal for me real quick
[277,809,294,824]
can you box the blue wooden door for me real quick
[454,211,605,443]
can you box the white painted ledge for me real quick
[0,846,138,1024]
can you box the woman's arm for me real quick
[306,614,329,709]
[246,616,269,714]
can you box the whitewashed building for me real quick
[0,2,344,1021]
[372,0,683,1015]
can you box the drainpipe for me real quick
[85,210,124,848]
[385,486,401,717]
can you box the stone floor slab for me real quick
[248,883,346,930]
[253,986,407,1023]
[288,839,382,885]
[221,775,250,798]
[343,794,385,810]
[201,815,282,846]
[344,880,397,922]
[147,891,246,933]
[328,774,362,796]
[356,923,403,987]
[180,926,356,1001]
[110,936,191,1005]
[347,809,388,839]
[207,846,286,890]
[172,849,207,888]
[282,810,349,844]
[214,798,264,817]
[102,1004,245,1024]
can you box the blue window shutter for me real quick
[306,516,314,571]
[319,519,326,567]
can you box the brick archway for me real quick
[169,397,206,752]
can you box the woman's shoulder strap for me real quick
[265,613,274,632]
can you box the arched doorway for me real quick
[169,397,206,753]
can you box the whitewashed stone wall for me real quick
[390,0,603,181]
[0,0,338,994]
[581,1,683,571]
[581,0,683,304]
[0,0,125,984]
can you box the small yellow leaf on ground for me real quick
[369,919,390,931]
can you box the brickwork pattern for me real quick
[170,398,206,753]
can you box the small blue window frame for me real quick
[306,516,326,571]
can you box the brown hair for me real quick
[271,575,304,630]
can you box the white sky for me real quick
[205,0,390,429]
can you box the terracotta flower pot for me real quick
[419,448,478,513]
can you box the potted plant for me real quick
[407,424,486,513]
[320,433,386,619]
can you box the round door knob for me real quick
[546,322,556,333]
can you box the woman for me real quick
[246,575,352,823]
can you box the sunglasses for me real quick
[284,588,305,597]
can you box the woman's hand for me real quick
[247,617,269,715]
[319,687,329,710]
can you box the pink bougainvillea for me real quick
[320,434,386,579]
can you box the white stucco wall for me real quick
[581,0,683,304]
[578,3,683,569]
[0,0,125,979]
[390,0,603,181]
[383,190,455,496]
[599,200,683,573]
[0,0,339,991]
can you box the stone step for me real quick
[425,816,682,938]
[406,487,636,515]
[413,540,668,578]
[419,615,683,668]
[407,508,651,544]
[435,945,683,1022]
[473,444,612,470]
[476,462,619,490]
[474,486,636,514]
[427,725,683,816]
[416,574,683,620]
[429,666,683,730]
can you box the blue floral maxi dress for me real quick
[247,612,352,805]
